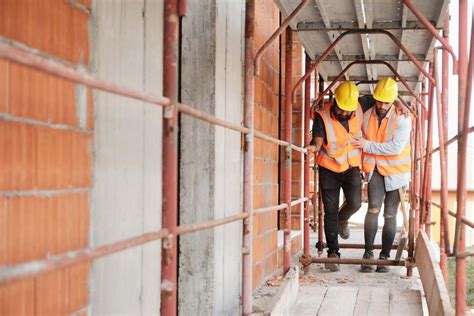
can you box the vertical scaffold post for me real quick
[242,1,255,314]
[161,0,179,314]
[304,53,311,257]
[283,26,293,274]
[454,1,470,313]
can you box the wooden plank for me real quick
[415,231,454,316]
[317,287,358,316]
[290,286,327,314]
[389,288,423,316]
[353,287,390,316]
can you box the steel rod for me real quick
[310,257,406,266]
[291,29,436,104]
[161,1,179,314]
[253,203,288,215]
[283,27,293,274]
[176,213,249,235]
[402,0,458,73]
[433,49,451,256]
[304,54,311,257]
[0,37,171,107]
[242,1,255,313]
[254,0,310,75]
[0,229,170,286]
[454,3,471,312]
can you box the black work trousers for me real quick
[364,169,401,257]
[319,166,362,255]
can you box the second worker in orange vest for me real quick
[350,77,412,273]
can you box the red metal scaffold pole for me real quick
[161,0,179,314]
[283,26,293,274]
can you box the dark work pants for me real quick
[319,166,362,255]
[364,169,401,257]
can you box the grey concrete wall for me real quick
[179,0,245,315]
[89,0,163,314]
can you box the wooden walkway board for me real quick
[289,286,423,316]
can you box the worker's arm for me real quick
[351,116,412,155]
[306,137,324,153]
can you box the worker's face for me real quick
[375,100,392,116]
[333,105,352,120]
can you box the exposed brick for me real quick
[8,64,77,126]
[70,133,92,188]
[36,126,72,189]
[253,234,265,262]
[0,121,37,190]
[253,185,265,209]
[0,279,35,315]
[35,270,69,315]
[0,0,89,64]
[68,262,89,313]
[0,60,8,113]
[3,193,89,265]
[253,260,265,289]
[0,196,6,264]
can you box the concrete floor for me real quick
[254,211,429,315]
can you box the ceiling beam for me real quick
[314,53,427,61]
[396,3,409,77]
[414,0,450,99]
[296,20,441,31]
[328,75,420,82]
[314,0,350,80]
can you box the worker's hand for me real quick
[350,136,366,149]
[394,100,409,117]
[305,145,318,153]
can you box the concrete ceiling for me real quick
[274,0,449,103]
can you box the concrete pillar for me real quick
[179,0,245,314]
[89,0,163,314]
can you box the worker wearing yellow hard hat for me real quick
[306,81,364,271]
[350,77,412,273]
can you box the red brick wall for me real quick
[252,0,280,289]
[0,1,91,314]
[252,1,304,289]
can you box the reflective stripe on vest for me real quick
[361,106,411,176]
[316,103,363,173]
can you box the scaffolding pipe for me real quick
[311,60,423,113]
[176,213,249,235]
[427,200,474,229]
[402,0,458,73]
[291,29,436,103]
[433,49,451,282]
[283,27,293,274]
[0,228,169,285]
[304,54,311,256]
[310,257,406,266]
[0,37,171,107]
[454,2,471,313]
[161,1,179,314]
[242,1,255,313]
[421,63,434,238]
[254,0,310,75]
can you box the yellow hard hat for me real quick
[373,77,398,103]
[334,81,359,111]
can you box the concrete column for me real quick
[179,0,245,314]
[90,0,163,314]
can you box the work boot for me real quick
[375,253,389,273]
[325,252,340,272]
[360,250,375,272]
[338,220,350,239]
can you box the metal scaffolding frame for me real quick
[0,0,473,314]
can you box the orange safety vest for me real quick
[361,106,411,175]
[316,103,363,173]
